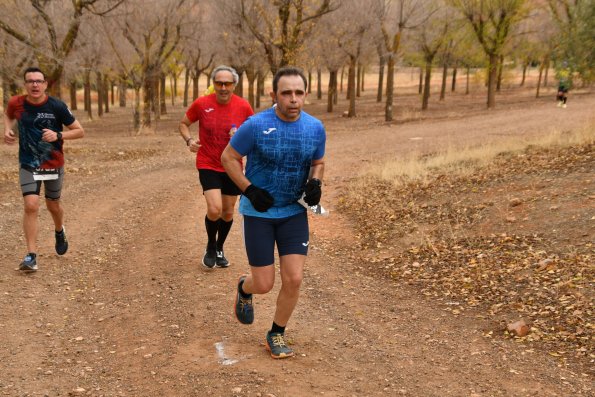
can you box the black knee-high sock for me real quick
[205,216,219,249]
[216,219,233,251]
[271,322,285,334]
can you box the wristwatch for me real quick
[185,136,193,146]
[56,131,63,141]
[309,178,322,186]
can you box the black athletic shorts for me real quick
[242,212,309,266]
[198,169,241,196]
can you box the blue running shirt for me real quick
[230,107,326,218]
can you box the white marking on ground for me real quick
[214,342,238,365]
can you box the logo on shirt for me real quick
[262,128,276,135]
[302,242,309,247]
[205,108,215,113]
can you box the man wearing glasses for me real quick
[3,67,85,272]
[179,65,254,269]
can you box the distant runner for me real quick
[3,67,85,272]
[222,66,326,359]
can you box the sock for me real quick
[270,322,285,335]
[216,219,233,251]
[238,278,251,297]
[55,227,64,235]
[205,216,219,249]
[27,252,37,259]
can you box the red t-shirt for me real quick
[185,94,254,171]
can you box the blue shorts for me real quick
[243,212,309,266]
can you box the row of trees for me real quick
[0,0,592,130]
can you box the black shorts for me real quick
[242,212,309,266]
[198,169,241,196]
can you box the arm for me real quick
[309,158,325,181]
[178,115,200,153]
[41,120,85,142]
[221,144,251,192]
[3,111,16,145]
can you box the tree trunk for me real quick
[153,77,161,121]
[377,56,385,102]
[2,76,10,109]
[317,69,322,100]
[466,67,470,95]
[110,80,114,106]
[487,53,498,108]
[496,54,504,92]
[184,68,190,106]
[422,61,433,110]
[418,66,423,94]
[440,63,447,100]
[327,69,337,112]
[234,70,244,97]
[133,86,141,132]
[142,76,152,127]
[246,68,256,110]
[83,70,92,119]
[361,65,365,92]
[451,65,457,92]
[69,80,77,110]
[347,56,356,117]
[160,73,167,115]
[258,70,265,97]
[307,70,312,94]
[96,71,103,118]
[543,57,550,87]
[104,75,110,113]
[192,73,199,101]
[385,55,395,121]
[536,62,543,98]
[256,71,263,108]
[520,63,527,86]
[170,74,176,106]
[356,62,361,97]
[119,78,127,107]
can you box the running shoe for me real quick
[265,331,294,359]
[55,227,68,255]
[202,246,217,268]
[215,250,230,268]
[234,276,254,324]
[19,254,38,272]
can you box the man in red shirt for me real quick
[3,67,84,272]
[179,65,254,268]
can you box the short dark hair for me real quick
[272,66,307,93]
[23,67,45,80]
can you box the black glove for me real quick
[303,178,322,206]
[243,184,274,212]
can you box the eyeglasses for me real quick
[25,79,46,85]
[214,81,234,88]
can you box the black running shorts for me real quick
[242,212,309,266]
[19,166,64,200]
[198,169,241,196]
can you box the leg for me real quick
[274,254,306,326]
[23,195,40,253]
[203,188,223,221]
[45,198,64,232]
[202,189,222,268]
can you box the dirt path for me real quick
[0,90,593,396]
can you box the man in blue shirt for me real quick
[221,66,326,359]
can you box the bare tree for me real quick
[0,0,123,97]
[451,0,529,108]
[239,0,339,73]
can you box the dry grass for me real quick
[364,119,595,187]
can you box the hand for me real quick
[42,128,59,142]
[243,184,274,212]
[188,138,200,153]
[4,129,16,145]
[303,178,322,206]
